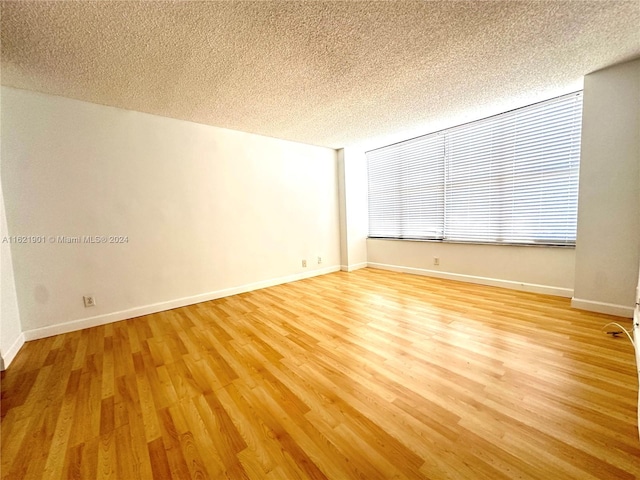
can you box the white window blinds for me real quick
[367,92,583,245]
[368,134,445,239]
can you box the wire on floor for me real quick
[602,321,635,348]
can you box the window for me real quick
[367,92,583,246]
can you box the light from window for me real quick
[367,92,583,246]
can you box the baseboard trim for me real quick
[367,262,574,298]
[570,298,633,318]
[23,266,341,342]
[1,332,26,370]
[340,262,368,272]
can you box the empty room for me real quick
[2,1,640,479]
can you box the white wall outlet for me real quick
[317,256,322,264]
[302,259,307,267]
[434,257,440,266]
[83,295,96,307]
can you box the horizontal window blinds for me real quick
[368,134,445,239]
[366,92,583,245]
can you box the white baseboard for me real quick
[367,262,574,298]
[1,332,25,370]
[571,297,633,318]
[340,262,368,273]
[22,266,341,342]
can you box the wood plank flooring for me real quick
[2,268,639,479]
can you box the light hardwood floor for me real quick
[2,268,639,479]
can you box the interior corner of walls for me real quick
[345,262,367,272]
[1,332,26,370]
[570,297,633,318]
[340,263,366,272]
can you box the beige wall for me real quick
[572,59,640,316]
[1,87,340,339]
[368,239,575,297]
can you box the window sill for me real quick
[367,237,576,249]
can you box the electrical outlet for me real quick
[302,259,307,267]
[317,256,322,264]
[83,295,96,307]
[434,257,440,266]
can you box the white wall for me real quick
[368,239,575,297]
[337,147,368,271]
[572,59,640,317]
[0,177,23,369]
[337,149,349,267]
[1,87,340,338]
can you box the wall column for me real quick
[337,147,368,271]
[572,59,640,317]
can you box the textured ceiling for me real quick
[1,1,639,149]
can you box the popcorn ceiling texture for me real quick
[1,1,639,148]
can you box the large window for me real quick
[367,92,583,246]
